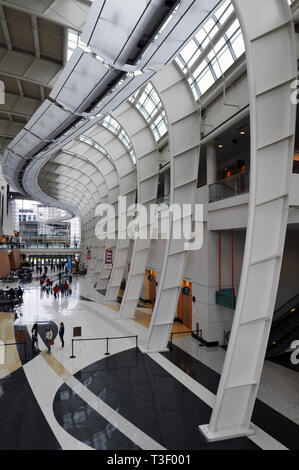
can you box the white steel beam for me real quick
[199,0,297,442]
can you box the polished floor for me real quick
[0,273,298,450]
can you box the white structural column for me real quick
[82,130,135,286]
[145,63,200,352]
[78,139,119,288]
[206,142,218,186]
[56,140,118,278]
[199,0,297,442]
[103,123,136,302]
[38,147,110,269]
[84,123,136,297]
[115,101,159,318]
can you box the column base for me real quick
[199,424,255,442]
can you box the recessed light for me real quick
[218,144,223,148]
[240,131,246,135]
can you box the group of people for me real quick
[53,280,71,298]
[31,322,65,355]
[40,274,72,298]
[35,261,68,275]
[0,285,23,301]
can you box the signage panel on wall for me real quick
[67,255,72,273]
[105,248,113,269]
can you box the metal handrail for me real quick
[272,293,299,325]
[0,244,82,250]
[209,170,250,203]
[70,335,138,359]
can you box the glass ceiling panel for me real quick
[129,82,168,142]
[175,0,245,100]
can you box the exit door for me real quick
[176,281,192,330]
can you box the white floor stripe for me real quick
[23,355,93,451]
[66,375,165,451]
[148,352,288,451]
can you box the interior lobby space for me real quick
[0,0,299,453]
[1,273,299,451]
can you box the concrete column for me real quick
[206,142,217,186]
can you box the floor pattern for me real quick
[0,274,298,450]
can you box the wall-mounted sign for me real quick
[67,255,72,273]
[73,327,82,337]
[105,249,113,269]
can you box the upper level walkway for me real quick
[0,244,82,256]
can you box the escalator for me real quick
[266,294,299,370]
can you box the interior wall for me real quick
[9,249,21,270]
[0,250,11,278]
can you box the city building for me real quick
[0,0,298,453]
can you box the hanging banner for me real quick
[105,249,113,269]
[67,255,72,273]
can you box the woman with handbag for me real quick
[45,325,53,354]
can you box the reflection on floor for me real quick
[0,275,298,450]
[73,348,258,450]
[163,344,299,450]
[0,312,22,379]
[54,383,140,450]
[104,302,191,336]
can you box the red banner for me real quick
[105,249,113,269]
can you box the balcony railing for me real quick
[0,243,82,250]
[209,171,250,203]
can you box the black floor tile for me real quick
[0,367,61,450]
[53,383,140,450]
[162,344,299,450]
[74,348,259,450]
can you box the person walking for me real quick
[31,323,40,355]
[17,285,23,300]
[59,322,65,348]
[45,325,53,354]
[53,284,59,298]
[64,281,69,296]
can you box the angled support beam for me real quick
[199,0,297,442]
[0,5,12,50]
[31,15,40,58]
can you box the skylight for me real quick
[175,0,245,100]
[129,82,168,142]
